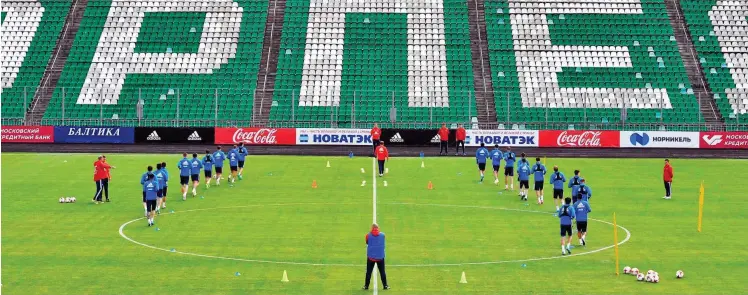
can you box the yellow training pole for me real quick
[543,156,547,166]
[613,212,620,276]
[698,181,705,232]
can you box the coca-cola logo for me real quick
[557,131,602,147]
[232,128,278,144]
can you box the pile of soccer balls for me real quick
[59,197,77,203]
[623,266,684,283]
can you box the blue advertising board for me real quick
[54,126,135,144]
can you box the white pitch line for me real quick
[118,202,631,267]
[371,157,378,295]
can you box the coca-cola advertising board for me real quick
[699,132,748,149]
[214,128,297,145]
[539,130,620,148]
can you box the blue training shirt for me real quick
[177,157,191,176]
[213,150,226,168]
[490,149,503,166]
[237,146,248,161]
[160,168,169,187]
[568,175,583,196]
[190,157,203,175]
[574,200,592,222]
[504,152,516,167]
[228,150,239,166]
[202,155,214,171]
[517,164,531,181]
[549,171,566,189]
[557,204,576,225]
[154,169,167,188]
[475,147,489,164]
[532,162,546,182]
[578,184,592,201]
[143,179,161,201]
[140,171,151,185]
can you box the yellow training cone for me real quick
[281,270,289,282]
[459,271,467,284]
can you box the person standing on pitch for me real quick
[577,178,592,202]
[549,166,566,210]
[102,156,113,202]
[177,153,191,200]
[213,146,226,186]
[475,143,489,183]
[202,150,214,188]
[503,147,516,190]
[517,159,531,201]
[143,173,161,227]
[363,223,389,290]
[370,123,381,156]
[455,124,466,156]
[568,170,582,199]
[154,163,167,214]
[663,159,674,200]
[159,162,169,209]
[558,197,576,255]
[376,142,389,177]
[189,153,203,197]
[438,123,449,156]
[237,143,248,180]
[228,148,239,186]
[93,156,114,204]
[532,157,547,204]
[139,165,153,216]
[490,144,503,185]
[573,197,591,246]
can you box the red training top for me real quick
[663,163,673,182]
[438,127,449,142]
[376,145,389,161]
[93,160,111,181]
[370,127,381,140]
[456,127,466,141]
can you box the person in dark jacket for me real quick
[363,223,389,290]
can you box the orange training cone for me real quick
[427,181,433,190]
[312,180,318,188]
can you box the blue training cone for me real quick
[349,152,354,158]
[235,272,241,276]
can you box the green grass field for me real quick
[2,153,747,294]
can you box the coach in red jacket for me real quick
[663,159,673,200]
[438,123,449,155]
[370,123,381,155]
[376,142,389,177]
[455,124,466,156]
[93,156,114,203]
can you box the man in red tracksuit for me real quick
[371,123,381,156]
[93,156,114,203]
[376,142,389,177]
[438,123,449,155]
[663,159,674,200]
[455,124,466,156]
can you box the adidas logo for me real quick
[187,131,202,141]
[146,131,161,141]
[389,132,404,143]
[430,134,441,143]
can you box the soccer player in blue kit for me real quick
[489,145,503,185]
[228,148,239,187]
[237,143,248,180]
[177,153,191,200]
[140,166,153,217]
[568,170,583,200]
[549,166,566,211]
[517,159,531,201]
[577,178,592,202]
[574,198,592,246]
[154,163,167,214]
[159,162,169,209]
[143,173,161,227]
[475,143,489,183]
[558,197,576,255]
[503,147,516,190]
[213,146,226,186]
[189,153,203,197]
[532,157,547,205]
[202,150,214,189]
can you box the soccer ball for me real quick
[636,273,645,281]
[645,274,653,282]
[64,197,71,203]
[651,275,659,283]
[647,270,655,276]
[676,270,684,278]
[59,197,65,203]
[70,197,77,203]
[631,268,640,275]
[623,266,631,274]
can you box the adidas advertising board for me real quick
[380,129,454,145]
[134,128,214,144]
[296,128,372,145]
[464,130,539,147]
[620,131,699,148]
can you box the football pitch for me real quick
[2,153,747,294]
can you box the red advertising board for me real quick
[1,126,54,143]
[215,127,297,145]
[699,132,748,149]
[539,130,620,148]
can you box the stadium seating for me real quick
[42,0,267,126]
[1,0,71,121]
[484,0,704,129]
[680,0,748,126]
[269,0,477,128]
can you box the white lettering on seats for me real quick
[710,1,748,114]
[508,0,671,109]
[77,0,243,104]
[1,0,44,92]
[299,0,449,107]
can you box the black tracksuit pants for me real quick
[440,141,448,154]
[93,178,109,201]
[364,259,388,288]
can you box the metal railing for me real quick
[2,87,746,131]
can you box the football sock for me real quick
[561,245,565,253]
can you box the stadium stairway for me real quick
[27,0,90,124]
[664,0,724,130]
[466,0,497,127]
[253,0,288,126]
